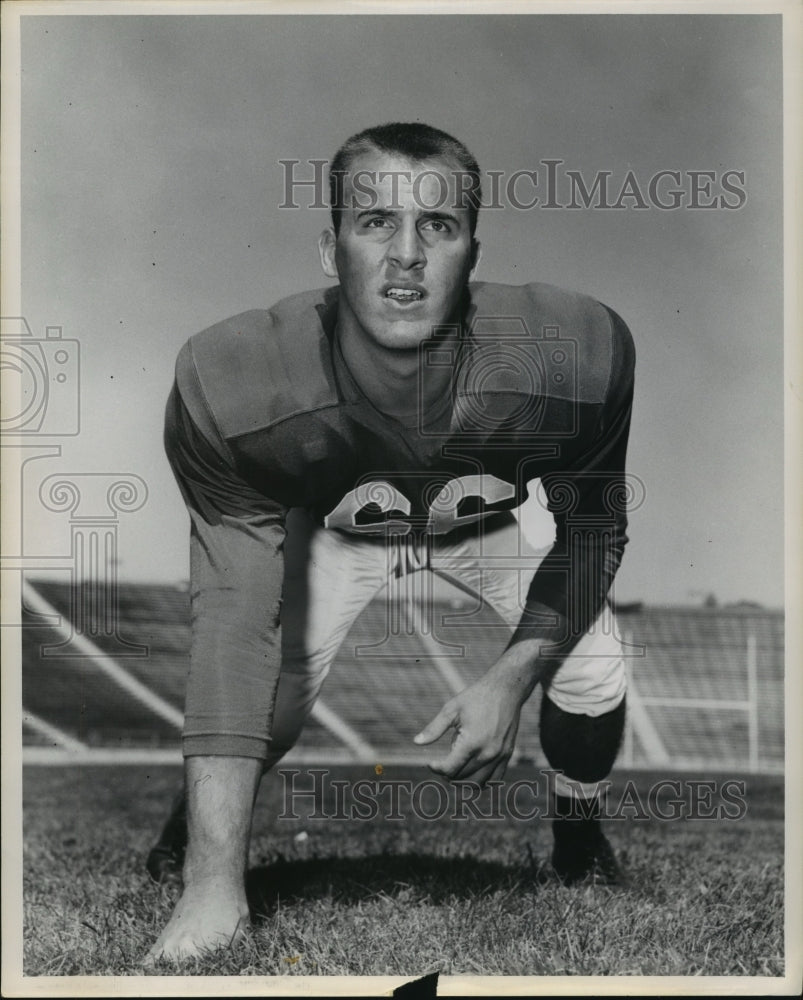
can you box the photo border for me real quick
[2,1,800,996]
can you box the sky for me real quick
[12,11,785,607]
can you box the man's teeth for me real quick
[386,288,422,300]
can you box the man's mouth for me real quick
[382,284,426,303]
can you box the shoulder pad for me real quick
[467,281,616,404]
[176,287,340,440]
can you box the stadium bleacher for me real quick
[19,577,784,772]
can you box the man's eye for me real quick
[365,217,390,228]
[423,220,449,233]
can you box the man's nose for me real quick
[387,221,426,270]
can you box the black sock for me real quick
[540,694,625,839]
[155,788,187,851]
[550,792,622,882]
[540,694,626,783]
[552,794,602,847]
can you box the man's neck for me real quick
[337,322,460,425]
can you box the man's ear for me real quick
[318,227,338,279]
[469,238,482,278]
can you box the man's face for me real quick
[319,149,480,352]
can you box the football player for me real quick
[145,122,635,962]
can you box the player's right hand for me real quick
[413,676,523,786]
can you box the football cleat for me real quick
[550,827,625,887]
[145,791,187,884]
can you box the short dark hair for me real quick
[328,122,482,237]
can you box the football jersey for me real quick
[165,281,635,758]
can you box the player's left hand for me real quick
[413,675,524,785]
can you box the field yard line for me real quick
[416,627,468,695]
[23,746,182,765]
[22,711,88,751]
[626,674,671,765]
[639,696,750,710]
[309,700,377,761]
[20,747,431,766]
[23,580,184,729]
[20,745,786,772]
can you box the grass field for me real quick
[21,763,784,979]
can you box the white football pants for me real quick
[263,509,627,768]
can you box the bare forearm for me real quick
[498,605,578,703]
